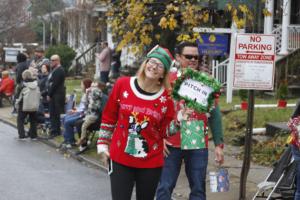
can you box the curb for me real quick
[0,117,107,173]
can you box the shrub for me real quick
[276,81,288,100]
[45,45,76,75]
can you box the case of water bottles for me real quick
[209,168,230,192]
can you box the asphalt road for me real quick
[0,121,111,200]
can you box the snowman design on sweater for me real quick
[125,112,149,158]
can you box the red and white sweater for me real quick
[97,77,174,168]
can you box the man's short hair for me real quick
[175,41,198,55]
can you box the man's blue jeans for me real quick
[291,145,300,200]
[63,112,82,144]
[156,146,208,200]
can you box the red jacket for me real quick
[0,77,14,96]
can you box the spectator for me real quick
[0,71,14,107]
[97,46,175,200]
[156,41,224,200]
[288,101,300,200]
[38,61,51,111]
[15,53,29,85]
[61,78,92,148]
[47,54,66,138]
[77,79,107,151]
[96,41,111,83]
[15,70,40,140]
[29,47,49,76]
[13,53,29,114]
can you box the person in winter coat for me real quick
[96,41,112,83]
[61,78,92,148]
[15,53,29,85]
[97,46,175,200]
[77,79,107,151]
[0,71,14,107]
[47,54,66,138]
[15,70,41,140]
[29,47,49,77]
[38,61,51,112]
[12,53,30,114]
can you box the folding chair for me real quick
[61,93,76,117]
[252,146,295,200]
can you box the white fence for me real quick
[272,25,282,53]
[288,25,300,50]
[212,59,229,86]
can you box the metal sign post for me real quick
[232,33,276,200]
[239,89,254,200]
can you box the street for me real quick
[0,122,111,200]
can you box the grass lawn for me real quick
[64,78,299,165]
[217,94,296,143]
[217,93,297,165]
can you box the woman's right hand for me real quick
[99,151,110,167]
[98,144,110,167]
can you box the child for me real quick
[77,80,107,151]
[15,70,41,140]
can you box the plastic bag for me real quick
[209,168,230,192]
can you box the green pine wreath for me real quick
[172,68,221,112]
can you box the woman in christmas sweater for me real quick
[97,46,175,200]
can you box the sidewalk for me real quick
[0,106,271,200]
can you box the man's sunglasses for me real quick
[182,54,199,60]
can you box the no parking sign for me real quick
[233,34,276,90]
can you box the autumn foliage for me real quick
[99,0,261,54]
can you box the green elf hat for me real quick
[147,45,174,71]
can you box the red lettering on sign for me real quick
[250,36,261,42]
[235,54,274,60]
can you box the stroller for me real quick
[252,145,296,200]
[253,100,300,199]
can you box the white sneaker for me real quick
[79,145,87,152]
